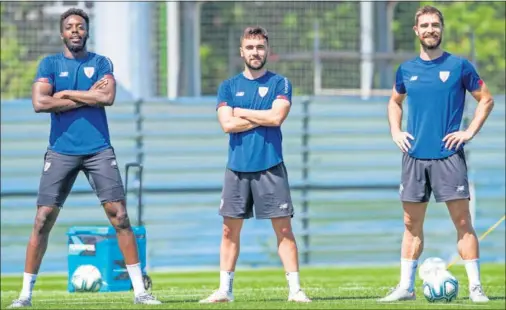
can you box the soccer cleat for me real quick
[378,285,416,302]
[288,290,312,302]
[199,290,234,303]
[134,292,162,305]
[469,285,489,303]
[7,298,32,308]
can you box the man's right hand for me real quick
[392,131,414,153]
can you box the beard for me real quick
[63,36,88,53]
[244,57,267,70]
[419,34,442,50]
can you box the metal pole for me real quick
[301,98,311,264]
[360,1,374,100]
[466,31,477,227]
[167,1,180,99]
[313,20,321,95]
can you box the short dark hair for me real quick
[240,26,269,45]
[60,8,89,33]
[415,5,444,27]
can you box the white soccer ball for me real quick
[422,269,459,302]
[419,257,447,281]
[71,265,103,292]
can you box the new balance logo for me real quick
[279,203,288,210]
[409,76,418,81]
[456,185,465,192]
[59,72,69,77]
[235,92,244,96]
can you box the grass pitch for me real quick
[1,264,504,309]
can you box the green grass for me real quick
[1,264,504,309]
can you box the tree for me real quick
[0,3,41,100]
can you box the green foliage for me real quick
[0,4,40,100]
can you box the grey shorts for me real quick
[37,147,125,207]
[219,162,294,219]
[400,150,470,203]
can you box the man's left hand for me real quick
[443,131,474,150]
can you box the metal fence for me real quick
[3,2,504,99]
[1,96,505,273]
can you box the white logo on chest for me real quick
[84,67,95,78]
[258,87,268,97]
[439,71,450,82]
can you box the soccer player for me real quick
[199,26,311,303]
[8,9,161,308]
[379,6,494,303]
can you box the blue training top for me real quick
[395,52,482,159]
[34,52,114,155]
[217,71,292,172]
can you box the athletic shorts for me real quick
[400,149,470,203]
[219,162,294,219]
[37,147,125,207]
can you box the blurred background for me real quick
[1,1,504,274]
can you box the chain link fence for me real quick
[1,1,504,99]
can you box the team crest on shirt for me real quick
[84,67,95,78]
[439,71,450,82]
[258,87,269,97]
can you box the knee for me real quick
[222,225,239,240]
[34,212,55,235]
[454,216,473,233]
[114,212,131,231]
[403,215,423,234]
[277,226,294,239]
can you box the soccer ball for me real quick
[71,265,103,292]
[422,269,459,302]
[419,257,447,281]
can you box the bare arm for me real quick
[443,82,495,150]
[217,106,259,133]
[32,82,84,113]
[388,86,414,152]
[387,86,406,135]
[57,76,116,106]
[234,99,291,127]
[465,82,494,137]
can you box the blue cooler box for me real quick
[67,226,147,292]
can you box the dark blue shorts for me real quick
[400,149,470,203]
[37,147,125,207]
[219,162,294,219]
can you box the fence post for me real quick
[134,99,144,224]
[301,97,311,265]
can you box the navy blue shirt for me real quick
[217,71,292,172]
[395,52,482,159]
[34,52,114,155]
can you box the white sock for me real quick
[126,263,146,296]
[464,259,482,288]
[20,273,37,300]
[286,272,301,295]
[219,271,234,293]
[399,258,418,291]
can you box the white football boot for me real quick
[199,290,234,303]
[378,285,416,302]
[288,290,312,302]
[469,285,489,303]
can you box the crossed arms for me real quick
[217,99,291,133]
[32,76,116,113]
